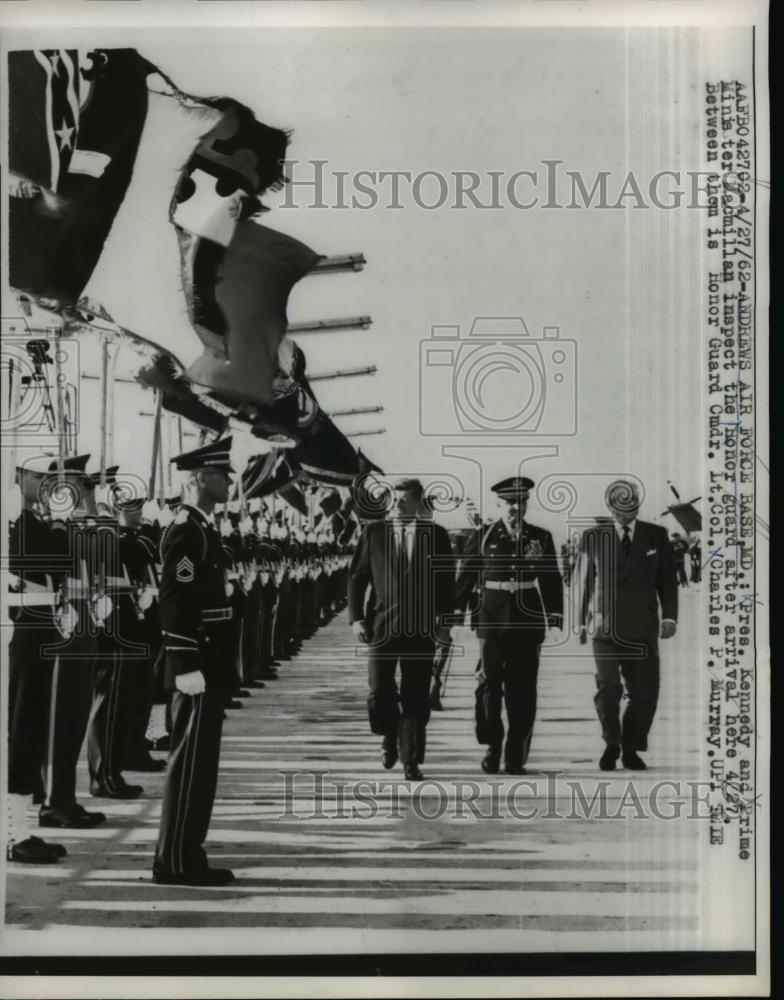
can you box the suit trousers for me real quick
[478,634,542,766]
[592,636,660,751]
[153,688,226,876]
[367,637,433,763]
[42,644,94,809]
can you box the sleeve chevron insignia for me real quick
[176,556,195,582]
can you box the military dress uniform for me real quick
[152,438,237,885]
[7,484,73,861]
[455,478,563,773]
[39,458,109,828]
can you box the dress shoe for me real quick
[381,742,398,770]
[152,866,235,887]
[481,751,501,775]
[403,763,424,781]
[226,699,243,710]
[247,679,267,688]
[75,803,107,824]
[90,779,143,799]
[259,669,278,680]
[504,762,528,776]
[40,805,104,829]
[124,756,167,772]
[622,750,647,770]
[8,837,62,864]
[599,745,621,771]
[28,835,67,858]
[234,689,252,698]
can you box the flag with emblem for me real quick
[179,221,321,408]
[9,48,156,303]
[9,49,81,194]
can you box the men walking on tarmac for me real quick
[152,437,238,886]
[348,479,455,781]
[579,479,678,771]
[455,477,563,776]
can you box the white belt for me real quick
[485,580,536,592]
[202,607,233,622]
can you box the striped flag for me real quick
[9,48,155,303]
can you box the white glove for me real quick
[175,670,206,696]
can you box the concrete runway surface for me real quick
[3,586,704,957]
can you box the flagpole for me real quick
[54,323,68,480]
[328,406,384,417]
[309,253,367,274]
[308,365,377,382]
[287,316,372,334]
[148,390,163,498]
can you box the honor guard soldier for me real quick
[455,477,563,775]
[113,493,166,773]
[152,437,237,886]
[86,466,147,800]
[7,456,74,862]
[39,455,110,830]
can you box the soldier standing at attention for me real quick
[152,438,237,886]
[455,477,563,776]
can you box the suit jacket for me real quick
[348,519,455,645]
[579,519,678,642]
[455,519,563,644]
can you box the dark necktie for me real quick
[622,526,631,556]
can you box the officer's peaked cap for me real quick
[491,476,535,499]
[18,453,91,474]
[172,436,235,474]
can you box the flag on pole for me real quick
[181,221,321,407]
[10,48,155,303]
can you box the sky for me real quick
[5,22,743,540]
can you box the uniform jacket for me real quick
[157,504,235,690]
[8,509,69,630]
[579,519,678,642]
[348,519,455,644]
[455,519,563,644]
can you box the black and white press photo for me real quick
[0,1,770,997]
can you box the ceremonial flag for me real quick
[279,482,309,517]
[136,355,229,434]
[318,490,342,518]
[357,448,384,475]
[181,221,321,407]
[10,48,155,303]
[665,502,702,534]
[242,453,301,501]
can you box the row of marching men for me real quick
[5,451,352,864]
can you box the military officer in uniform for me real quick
[152,437,237,886]
[455,477,563,775]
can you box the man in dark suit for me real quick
[348,479,455,780]
[579,480,678,771]
[152,437,237,886]
[455,477,563,775]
